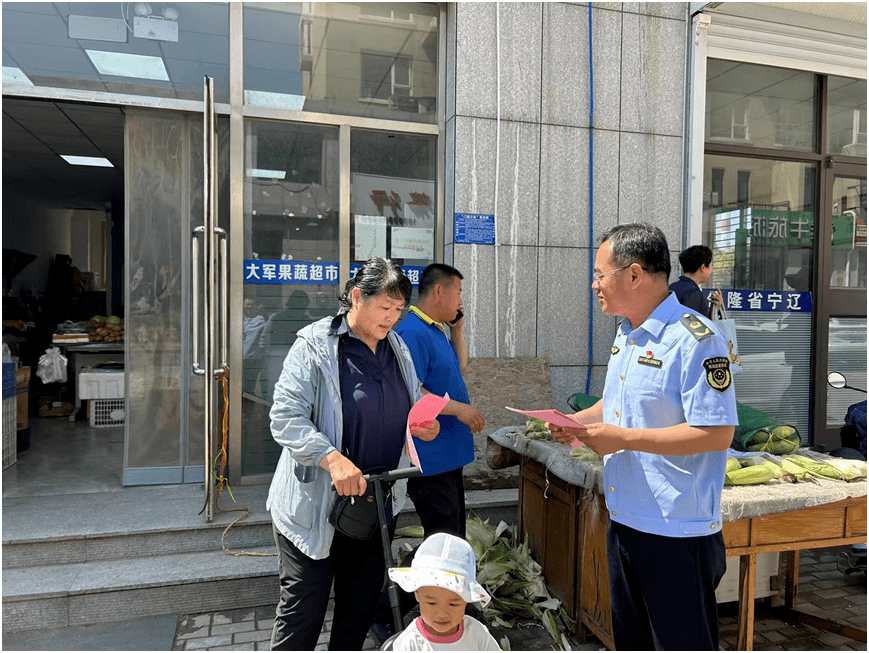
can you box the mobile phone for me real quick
[449,309,463,325]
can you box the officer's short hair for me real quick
[599,223,671,280]
[418,263,463,297]
[678,245,713,274]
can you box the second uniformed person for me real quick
[550,223,738,651]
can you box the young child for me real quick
[388,532,502,650]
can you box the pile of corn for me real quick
[724,452,867,485]
[466,514,574,650]
[782,455,867,482]
[744,425,800,454]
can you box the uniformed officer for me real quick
[550,223,738,651]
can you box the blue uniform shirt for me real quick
[395,308,475,476]
[602,293,738,538]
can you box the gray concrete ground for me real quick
[3,546,863,651]
[165,547,865,652]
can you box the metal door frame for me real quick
[812,159,867,448]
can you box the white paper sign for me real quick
[391,227,433,259]
[354,215,387,259]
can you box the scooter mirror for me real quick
[828,371,847,389]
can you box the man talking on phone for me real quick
[395,263,484,537]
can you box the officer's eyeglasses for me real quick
[592,264,632,283]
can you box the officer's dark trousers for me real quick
[606,520,726,651]
[407,467,466,538]
[270,522,394,651]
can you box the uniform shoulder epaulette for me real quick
[679,313,713,341]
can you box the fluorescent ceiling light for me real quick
[61,155,114,168]
[86,50,169,81]
[3,67,34,86]
[244,90,306,111]
[247,168,287,179]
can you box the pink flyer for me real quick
[505,406,586,448]
[405,392,451,471]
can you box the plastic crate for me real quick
[3,396,17,469]
[90,398,125,428]
[3,363,15,399]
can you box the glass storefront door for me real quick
[238,120,437,481]
[241,121,340,477]
[123,107,229,486]
[818,168,867,447]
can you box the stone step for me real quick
[2,546,279,633]
[2,488,518,633]
[3,486,518,569]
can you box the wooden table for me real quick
[495,436,867,651]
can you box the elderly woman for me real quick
[267,257,439,651]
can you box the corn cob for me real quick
[724,465,776,486]
[726,457,741,473]
[784,455,852,481]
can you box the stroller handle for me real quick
[364,466,422,483]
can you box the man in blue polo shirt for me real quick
[396,263,485,538]
[550,223,738,651]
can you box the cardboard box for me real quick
[15,366,30,388]
[16,387,28,431]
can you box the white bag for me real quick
[37,347,68,384]
[712,306,742,375]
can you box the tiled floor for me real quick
[171,547,866,652]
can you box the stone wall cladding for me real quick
[445,3,688,406]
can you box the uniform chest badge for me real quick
[703,356,731,391]
[611,346,620,356]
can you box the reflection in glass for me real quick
[242,120,339,476]
[705,59,816,151]
[350,130,436,298]
[830,177,867,288]
[243,2,438,123]
[827,317,867,426]
[732,312,812,443]
[827,76,867,158]
[703,156,817,292]
[2,2,230,102]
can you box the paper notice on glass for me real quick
[391,227,434,259]
[505,406,586,448]
[355,215,387,259]
[405,392,450,471]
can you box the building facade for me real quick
[2,3,865,507]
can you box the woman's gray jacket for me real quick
[266,315,423,560]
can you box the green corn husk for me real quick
[726,457,741,473]
[465,513,574,650]
[724,465,776,485]
[784,454,852,480]
[780,457,818,482]
[393,525,425,539]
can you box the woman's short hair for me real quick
[338,257,412,313]
[599,222,671,279]
[678,245,713,274]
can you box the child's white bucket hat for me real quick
[388,532,491,606]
